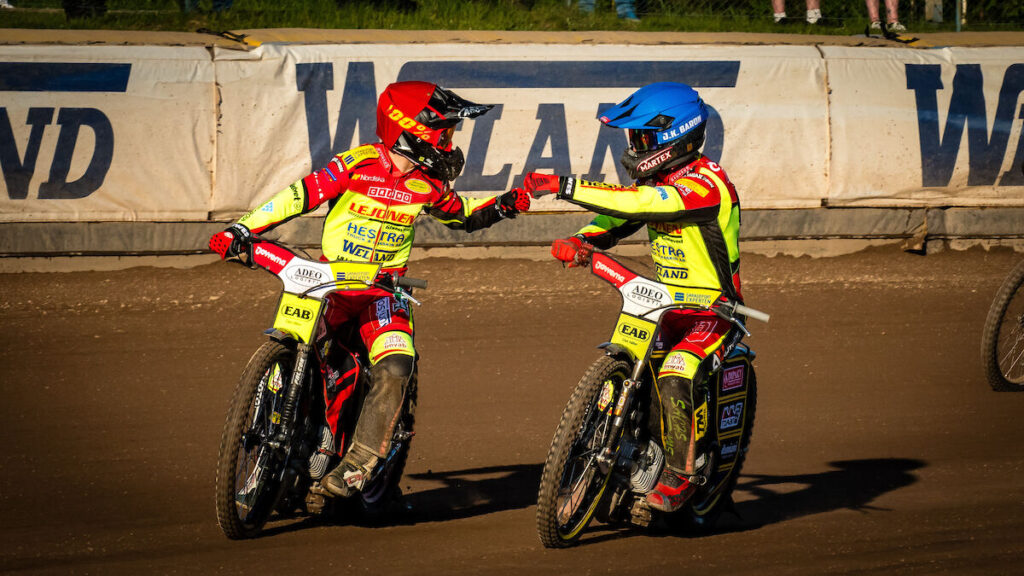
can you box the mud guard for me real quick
[597,342,635,363]
[264,328,298,347]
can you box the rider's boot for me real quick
[646,466,697,513]
[324,442,379,497]
[323,353,413,498]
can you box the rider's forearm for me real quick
[559,177,719,223]
[576,216,644,250]
[427,192,504,232]
[237,180,310,234]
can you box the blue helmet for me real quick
[599,82,708,180]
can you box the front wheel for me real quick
[536,355,632,548]
[981,259,1024,391]
[215,341,296,539]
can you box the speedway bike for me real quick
[535,246,769,548]
[214,237,425,539]
[981,257,1024,391]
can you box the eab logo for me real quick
[283,305,313,320]
[619,323,649,340]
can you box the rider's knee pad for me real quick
[371,353,414,384]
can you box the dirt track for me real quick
[2,244,1024,575]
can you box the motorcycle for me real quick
[214,237,425,539]
[535,246,769,548]
[981,257,1024,391]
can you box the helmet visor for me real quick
[437,126,456,150]
[627,128,660,154]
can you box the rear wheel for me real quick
[673,366,758,532]
[215,341,296,539]
[536,356,631,548]
[981,259,1024,391]
[357,367,418,519]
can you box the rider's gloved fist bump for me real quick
[551,236,585,264]
[523,172,562,198]
[209,223,252,259]
[498,188,531,217]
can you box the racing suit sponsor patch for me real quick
[375,298,392,328]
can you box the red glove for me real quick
[209,223,252,259]
[523,172,562,198]
[551,237,593,268]
[497,188,530,216]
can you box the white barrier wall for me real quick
[0,45,215,221]
[0,43,1021,222]
[826,46,1024,207]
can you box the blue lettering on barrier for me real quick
[0,62,127,200]
[395,61,741,88]
[0,62,130,92]
[907,63,1024,187]
[296,61,377,173]
[298,61,741,190]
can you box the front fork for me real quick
[269,342,311,454]
[596,359,648,474]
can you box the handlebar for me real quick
[397,276,428,290]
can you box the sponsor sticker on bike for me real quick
[274,293,322,342]
[719,438,739,460]
[611,315,657,360]
[719,400,744,431]
[597,380,615,413]
[267,363,283,393]
[721,365,745,393]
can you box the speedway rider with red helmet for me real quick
[209,81,531,499]
[523,82,742,514]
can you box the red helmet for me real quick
[376,81,493,181]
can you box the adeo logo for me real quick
[626,283,666,307]
[286,265,325,287]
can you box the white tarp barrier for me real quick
[826,46,1024,206]
[212,43,827,216]
[0,46,215,222]
[2,42,1022,224]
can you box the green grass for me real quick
[0,0,1017,34]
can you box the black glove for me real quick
[209,223,252,259]
[497,187,531,218]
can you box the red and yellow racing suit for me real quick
[233,143,511,459]
[561,154,742,474]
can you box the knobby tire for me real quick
[536,355,631,548]
[672,366,757,532]
[981,259,1024,391]
[215,341,296,539]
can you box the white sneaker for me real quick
[773,11,786,23]
[806,9,821,24]
[0,1,14,9]
[887,21,907,32]
[869,20,882,30]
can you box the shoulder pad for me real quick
[336,145,380,171]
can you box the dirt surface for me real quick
[2,244,1024,574]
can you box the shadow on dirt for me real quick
[403,463,544,523]
[727,458,926,529]
[579,457,926,545]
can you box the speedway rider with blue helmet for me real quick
[523,82,743,514]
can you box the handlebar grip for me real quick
[397,276,428,290]
[735,304,770,323]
